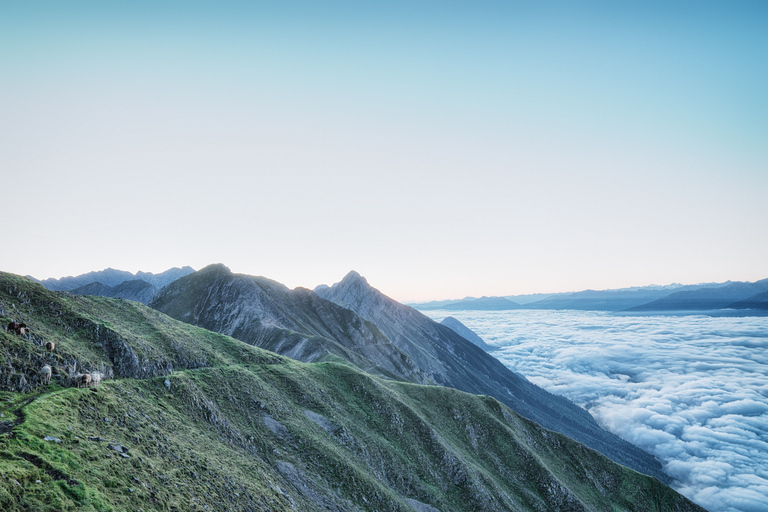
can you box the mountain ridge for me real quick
[314,270,668,482]
[151,264,427,384]
[0,270,705,511]
[408,278,768,313]
[31,266,195,291]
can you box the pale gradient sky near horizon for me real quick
[2,1,767,302]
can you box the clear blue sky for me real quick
[2,1,767,301]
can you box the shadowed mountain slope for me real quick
[315,271,669,483]
[150,264,425,383]
[0,271,706,512]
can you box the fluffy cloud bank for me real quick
[424,310,768,512]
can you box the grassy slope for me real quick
[0,273,705,511]
[0,271,283,389]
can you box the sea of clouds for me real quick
[423,310,768,512]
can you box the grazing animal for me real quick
[90,371,102,387]
[45,341,55,352]
[7,322,27,335]
[76,373,91,388]
[41,365,52,385]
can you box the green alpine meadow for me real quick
[0,271,705,511]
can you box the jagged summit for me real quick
[313,270,392,318]
[321,270,372,296]
[340,269,367,284]
[315,270,393,314]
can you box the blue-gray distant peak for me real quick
[440,316,492,351]
[33,265,195,291]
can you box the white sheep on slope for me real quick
[41,365,52,385]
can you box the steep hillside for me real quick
[316,271,669,482]
[0,273,705,511]
[150,264,425,383]
[0,271,282,392]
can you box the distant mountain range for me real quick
[441,296,522,311]
[31,266,195,292]
[29,266,196,304]
[409,279,768,314]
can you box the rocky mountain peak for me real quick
[315,270,390,313]
[339,270,369,288]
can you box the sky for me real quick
[424,310,768,512]
[2,0,767,302]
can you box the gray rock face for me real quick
[315,271,669,483]
[150,264,427,383]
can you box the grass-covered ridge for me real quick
[0,273,706,511]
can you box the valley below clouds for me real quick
[423,310,768,512]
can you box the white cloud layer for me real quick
[424,310,768,512]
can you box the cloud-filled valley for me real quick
[424,310,768,512]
